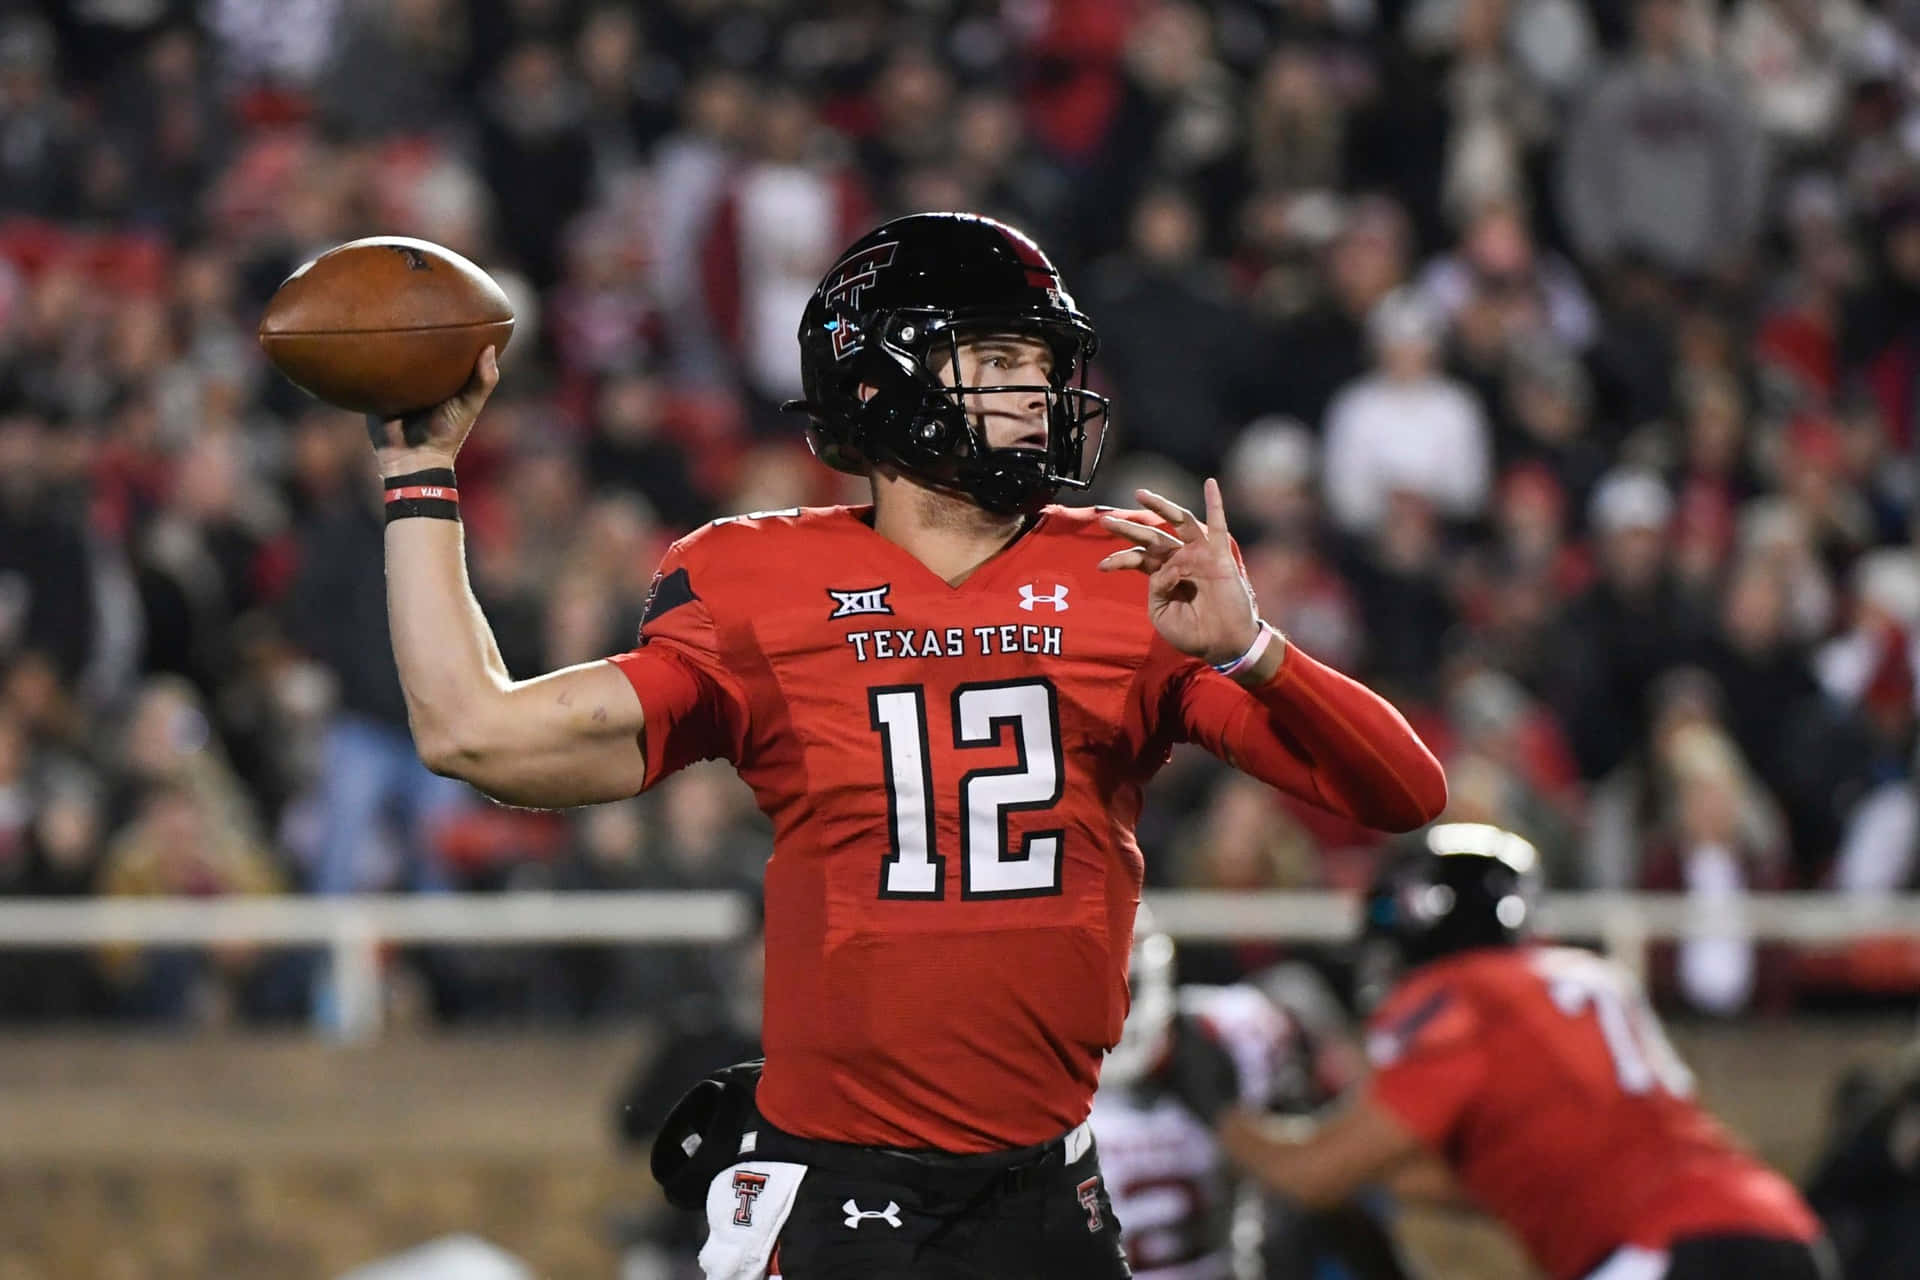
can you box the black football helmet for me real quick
[1355,823,1541,1007]
[783,212,1110,516]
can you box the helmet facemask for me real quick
[850,315,1110,515]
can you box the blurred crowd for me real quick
[3,0,1920,1026]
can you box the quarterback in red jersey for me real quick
[1175,823,1833,1280]
[367,211,1444,1279]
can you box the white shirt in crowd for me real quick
[1321,373,1493,534]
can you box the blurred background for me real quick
[1,0,1919,1275]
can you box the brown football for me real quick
[257,236,514,417]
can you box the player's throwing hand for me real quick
[366,345,500,467]
[1098,478,1260,665]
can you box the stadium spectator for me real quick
[574,5,679,182]
[1418,196,1597,354]
[1559,0,1769,280]
[1637,721,1790,1015]
[1276,195,1412,428]
[1079,1,1240,259]
[1322,287,1493,536]
[1085,187,1269,476]
[478,40,596,289]
[0,413,94,685]
[1340,488,1461,706]
[1494,334,1610,518]
[698,83,870,430]
[0,16,76,220]
[282,423,471,896]
[318,0,468,141]
[96,778,295,1023]
[1549,468,1709,783]
[1817,551,1920,895]
[1725,0,1875,155]
[946,89,1073,255]
[856,45,957,209]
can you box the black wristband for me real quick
[383,468,460,523]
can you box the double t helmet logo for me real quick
[822,243,900,360]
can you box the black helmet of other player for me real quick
[784,212,1110,516]
[1103,905,1176,1088]
[1356,823,1540,1008]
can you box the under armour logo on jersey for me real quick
[1018,583,1069,612]
[1075,1177,1104,1232]
[828,584,893,618]
[732,1170,768,1226]
[842,1199,902,1229]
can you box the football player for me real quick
[1093,912,1414,1280]
[1169,823,1835,1280]
[1802,1037,1920,1279]
[368,211,1447,1279]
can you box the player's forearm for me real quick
[1382,1151,1475,1210]
[1230,646,1447,831]
[381,501,652,804]
[382,510,512,769]
[1220,1095,1421,1211]
[1219,1107,1344,1207]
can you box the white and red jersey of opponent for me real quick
[1090,984,1311,1280]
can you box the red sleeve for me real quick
[606,536,750,792]
[1363,973,1486,1149]
[1170,640,1447,832]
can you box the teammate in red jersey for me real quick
[367,211,1445,1279]
[1170,823,1834,1280]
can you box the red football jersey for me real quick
[1365,945,1819,1280]
[612,505,1443,1152]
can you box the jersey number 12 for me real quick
[869,678,1065,900]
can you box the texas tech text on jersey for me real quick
[843,622,1063,662]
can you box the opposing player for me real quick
[1172,823,1834,1280]
[368,211,1446,1279]
[1093,913,1413,1280]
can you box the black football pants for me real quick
[761,1120,1133,1279]
[1606,1233,1839,1280]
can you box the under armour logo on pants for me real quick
[842,1199,903,1229]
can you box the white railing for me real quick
[0,891,1913,1040]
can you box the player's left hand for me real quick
[1098,478,1259,665]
